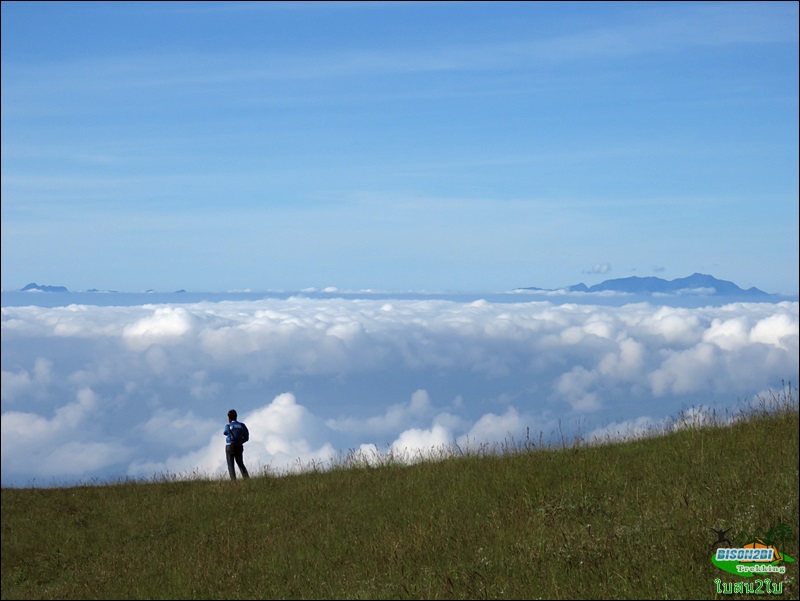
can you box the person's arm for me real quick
[224,424,230,436]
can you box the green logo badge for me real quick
[710,523,795,595]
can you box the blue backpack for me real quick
[230,421,249,444]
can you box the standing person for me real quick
[224,409,250,480]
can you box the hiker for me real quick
[224,409,250,480]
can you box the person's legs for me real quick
[225,445,237,480]
[234,445,249,478]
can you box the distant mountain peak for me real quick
[20,282,69,293]
[517,274,772,298]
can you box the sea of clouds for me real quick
[1,292,797,487]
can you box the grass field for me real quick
[2,385,798,600]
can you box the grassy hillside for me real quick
[2,389,798,600]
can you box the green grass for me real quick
[2,386,798,600]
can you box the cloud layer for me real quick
[2,296,797,487]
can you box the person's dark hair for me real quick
[228,409,237,421]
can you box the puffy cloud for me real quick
[1,296,797,486]
[1,369,32,401]
[390,424,453,461]
[326,388,433,436]
[123,306,197,349]
[38,441,131,479]
[586,263,611,274]
[139,408,218,449]
[457,407,528,450]
[556,366,603,412]
[649,342,719,396]
[1,386,133,482]
[1,358,53,402]
[750,313,799,350]
[703,316,751,351]
[587,416,660,443]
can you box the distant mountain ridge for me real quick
[17,275,778,298]
[18,283,184,294]
[518,273,774,298]
[20,282,69,293]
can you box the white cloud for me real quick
[586,263,611,275]
[1,296,797,486]
[587,416,660,444]
[38,441,131,479]
[139,408,217,449]
[326,388,434,436]
[409,389,431,414]
[458,407,527,450]
[750,313,799,350]
[123,307,198,350]
[649,342,719,396]
[556,366,603,412]
[640,306,704,345]
[390,424,453,462]
[1,368,33,401]
[703,316,751,351]
[1,386,133,482]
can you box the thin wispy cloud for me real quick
[586,264,612,275]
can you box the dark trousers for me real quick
[226,443,249,480]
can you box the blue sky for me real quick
[2,1,798,294]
